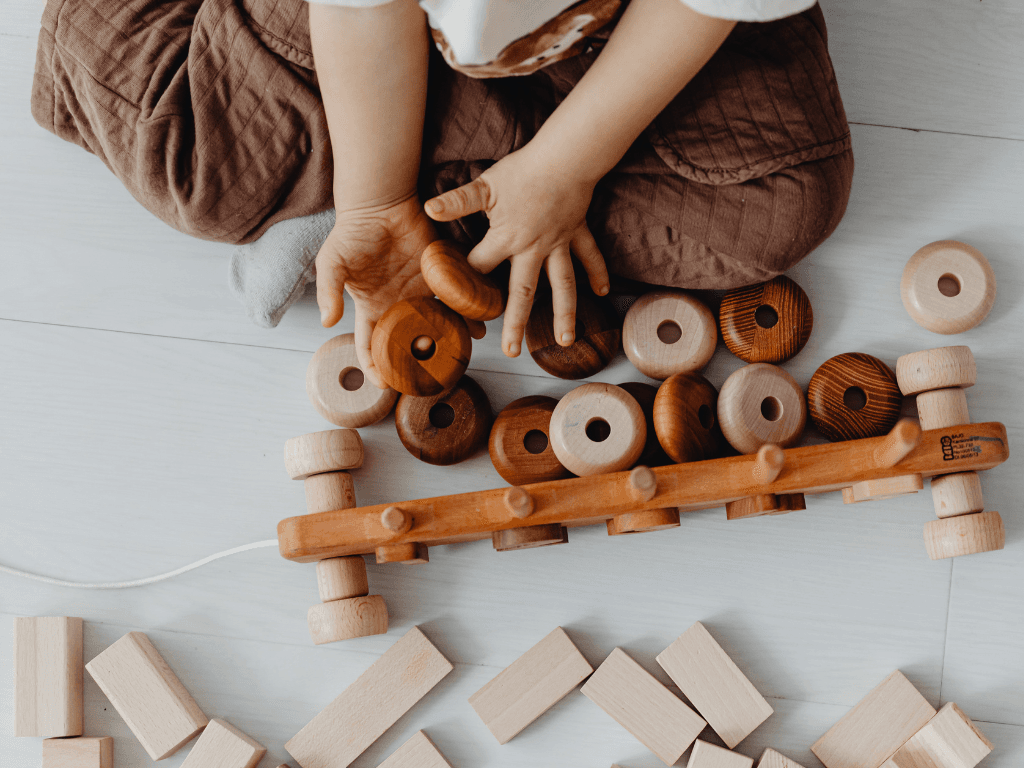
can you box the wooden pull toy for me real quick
[503,486,535,518]
[895,345,976,395]
[306,333,398,428]
[719,276,813,364]
[619,382,671,467]
[622,290,717,379]
[717,363,806,455]
[395,375,493,465]
[525,282,621,379]
[420,240,504,321]
[652,372,724,464]
[807,353,903,441]
[488,395,572,485]
[492,524,568,552]
[901,240,996,334]
[549,383,646,475]
[284,429,364,480]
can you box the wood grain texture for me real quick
[718,364,807,455]
[581,648,706,765]
[811,670,936,768]
[657,622,773,749]
[284,430,364,480]
[395,375,493,466]
[549,383,646,476]
[42,736,113,768]
[808,353,903,441]
[726,494,782,520]
[873,420,923,469]
[421,241,504,321]
[896,347,976,396]
[371,297,471,396]
[285,627,453,768]
[304,472,357,515]
[492,524,568,552]
[720,277,813,364]
[503,486,535,518]
[686,740,755,768]
[488,395,572,486]
[619,382,672,468]
[307,597,389,644]
[316,557,368,602]
[880,702,993,768]
[378,731,454,768]
[85,632,208,761]
[756,748,807,768]
[652,372,724,464]
[526,285,621,380]
[849,474,924,503]
[14,616,83,738]
[469,627,593,744]
[606,508,680,535]
[752,444,785,485]
[930,472,985,519]
[622,290,717,379]
[923,511,1005,560]
[306,334,398,428]
[901,241,996,335]
[916,388,970,431]
[375,542,430,564]
[180,718,266,768]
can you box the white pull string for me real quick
[0,539,280,589]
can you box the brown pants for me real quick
[32,0,852,289]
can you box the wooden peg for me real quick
[375,542,430,564]
[307,596,389,644]
[896,346,976,396]
[756,748,807,768]
[14,616,83,738]
[370,296,472,396]
[526,282,621,379]
[622,290,717,379]
[719,276,813,364]
[395,375,493,465]
[619,382,672,468]
[285,429,364,480]
[549,383,646,476]
[316,557,368,602]
[304,471,357,515]
[901,241,996,335]
[42,737,113,768]
[504,487,534,518]
[652,372,724,464]
[923,511,1005,560]
[607,508,680,535]
[379,730,456,768]
[381,506,412,536]
[686,740,754,768]
[306,333,398,428]
[849,474,924,502]
[629,466,657,502]
[718,364,806,455]
[930,472,984,519]
[421,240,504,321]
[752,444,785,484]
[180,718,265,768]
[807,353,903,441]
[916,388,970,430]
[873,419,922,468]
[492,525,567,552]
[880,701,992,768]
[488,395,572,485]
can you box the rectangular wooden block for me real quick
[181,718,266,768]
[811,670,937,768]
[285,626,454,768]
[14,616,84,737]
[880,702,993,768]
[756,748,807,768]
[469,626,593,744]
[687,739,755,768]
[580,647,706,766]
[42,736,113,768]
[85,631,209,760]
[378,730,453,768]
[656,622,773,749]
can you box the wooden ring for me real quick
[421,241,504,321]
[488,396,572,486]
[923,511,1004,560]
[316,556,368,602]
[306,333,398,428]
[618,382,671,468]
[492,525,567,552]
[717,364,806,454]
[284,430,364,480]
[901,241,996,334]
[622,291,717,379]
[549,383,646,475]
[525,284,620,379]
[807,353,903,441]
[896,346,976,395]
[652,372,724,463]
[719,276,813,363]
[307,595,389,644]
[606,509,680,535]
[395,375,493,465]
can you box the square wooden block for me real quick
[378,731,454,768]
[14,616,83,738]
[881,702,993,768]
[686,739,754,768]
[42,736,113,768]
[756,748,807,768]
[181,718,266,768]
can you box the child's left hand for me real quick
[424,147,610,358]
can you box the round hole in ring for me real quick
[428,403,455,429]
[761,396,783,422]
[657,320,683,344]
[843,386,867,411]
[585,418,611,443]
[339,367,364,392]
[755,305,779,329]
[698,404,714,430]
[523,429,549,454]
[937,273,962,298]
[411,336,436,361]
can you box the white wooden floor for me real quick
[2,1,1022,766]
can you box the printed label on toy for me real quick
[940,433,1003,461]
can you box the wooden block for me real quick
[923,511,1005,560]
[901,241,996,335]
[180,718,265,768]
[526,282,621,380]
[489,395,572,485]
[550,383,646,475]
[581,648,706,766]
[316,557,368,602]
[607,508,680,535]
[378,730,454,768]
[492,524,567,552]
[916,388,970,431]
[306,333,398,428]
[652,372,724,464]
[719,276,813,364]
[880,702,993,768]
[930,472,984,519]
[86,631,208,761]
[874,419,923,468]
[619,382,672,468]
[896,347,976,396]
[421,240,504,321]
[370,296,472,396]
[285,627,454,768]
[622,290,717,379]
[756,748,807,768]
[718,364,806,455]
[810,670,937,768]
[850,474,924,502]
[14,616,83,738]
[375,542,430,564]
[305,471,357,515]
[656,622,773,748]
[395,375,493,466]
[285,430,364,480]
[808,353,903,442]
[469,627,594,744]
[42,737,113,768]
[686,740,755,768]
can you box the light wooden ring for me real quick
[622,291,717,379]
[901,241,996,335]
[606,509,680,535]
[284,430,364,480]
[923,511,1004,560]
[307,596,389,644]
[306,333,398,428]
[549,383,646,476]
[896,346,976,395]
[717,364,806,455]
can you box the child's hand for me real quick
[315,196,438,387]
[424,148,610,358]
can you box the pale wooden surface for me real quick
[42,736,114,768]
[377,731,454,768]
[14,616,83,738]
[180,719,266,768]
[687,740,754,768]
[880,702,993,768]
[3,1,1024,767]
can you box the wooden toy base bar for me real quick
[278,423,1009,563]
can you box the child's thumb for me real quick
[424,178,490,222]
[315,252,346,328]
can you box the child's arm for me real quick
[426,0,736,358]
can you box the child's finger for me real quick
[501,254,544,358]
[545,246,577,346]
[571,226,610,296]
[466,233,511,275]
[424,177,492,222]
[353,313,388,389]
[466,319,487,339]
[315,251,347,327]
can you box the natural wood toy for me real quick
[723,444,805,519]
[42,736,113,768]
[619,382,671,468]
[285,429,364,480]
[489,395,572,485]
[492,523,568,552]
[469,627,593,744]
[379,731,455,768]
[880,702,992,768]
[307,558,389,644]
[652,372,724,464]
[756,749,807,768]
[687,740,754,768]
[303,471,357,514]
[720,276,813,364]
[581,648,706,766]
[86,631,209,761]
[901,240,996,335]
[180,718,266,768]
[622,290,717,379]
[526,282,621,379]
[14,616,83,738]
[549,382,646,475]
[370,296,472,396]
[306,334,398,428]
[285,627,453,768]
[657,622,773,749]
[807,353,903,441]
[421,240,504,321]
[811,670,936,768]
[718,364,806,455]
[395,374,493,465]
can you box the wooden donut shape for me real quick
[306,333,398,428]
[421,240,504,321]
[395,375,493,465]
[489,396,572,486]
[652,372,724,464]
[923,511,1004,559]
[371,296,472,396]
[285,430,364,480]
[896,346,976,395]
[901,241,996,334]
[807,353,903,441]
[492,525,567,552]
[526,284,621,379]
[720,276,813,364]
[619,382,671,468]
[718,364,806,455]
[307,596,388,644]
[622,291,717,379]
[549,383,646,476]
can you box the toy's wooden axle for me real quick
[278,421,1009,563]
